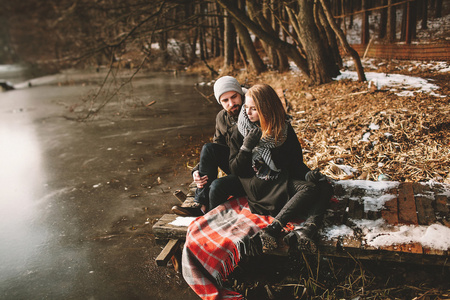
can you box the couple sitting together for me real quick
[172,76,333,254]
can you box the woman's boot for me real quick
[283,217,320,254]
[259,220,283,251]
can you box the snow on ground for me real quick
[324,220,450,251]
[337,180,400,212]
[322,180,450,251]
[0,65,24,73]
[169,216,196,227]
[288,57,449,98]
[336,58,448,97]
[335,69,445,97]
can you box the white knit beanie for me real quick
[213,76,243,104]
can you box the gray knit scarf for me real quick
[237,106,290,180]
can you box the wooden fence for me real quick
[347,43,450,61]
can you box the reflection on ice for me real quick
[0,123,48,280]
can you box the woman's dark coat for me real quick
[229,124,310,216]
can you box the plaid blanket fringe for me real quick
[182,197,273,300]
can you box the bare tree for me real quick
[319,0,366,82]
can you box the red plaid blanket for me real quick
[182,197,273,300]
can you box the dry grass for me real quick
[227,253,450,299]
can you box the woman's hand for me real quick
[241,127,262,152]
[305,168,327,183]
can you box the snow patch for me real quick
[169,216,196,227]
[323,219,450,251]
[336,180,400,212]
[334,70,445,97]
[322,180,450,251]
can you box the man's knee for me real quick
[210,178,225,195]
[200,143,216,156]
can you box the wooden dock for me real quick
[153,180,450,267]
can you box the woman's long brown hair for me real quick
[246,84,286,141]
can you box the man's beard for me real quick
[227,105,241,117]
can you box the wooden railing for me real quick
[346,43,450,61]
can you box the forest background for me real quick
[2,0,447,184]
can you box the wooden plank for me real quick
[327,183,349,225]
[332,247,449,266]
[152,214,190,240]
[435,194,450,227]
[156,239,182,267]
[173,190,187,203]
[381,187,399,225]
[397,182,418,225]
[384,183,424,255]
[346,43,450,60]
[365,210,381,221]
[381,243,423,255]
[325,197,348,225]
[348,199,364,220]
[340,236,362,251]
[412,183,436,225]
[182,196,197,207]
[423,248,446,256]
[317,238,339,251]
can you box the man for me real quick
[172,76,246,216]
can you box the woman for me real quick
[229,84,333,253]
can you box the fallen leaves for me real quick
[290,81,449,182]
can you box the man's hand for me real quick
[193,170,208,188]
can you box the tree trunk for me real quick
[435,0,442,18]
[263,0,279,69]
[189,28,198,64]
[216,3,225,57]
[316,3,342,72]
[217,0,310,79]
[296,0,333,84]
[247,0,287,72]
[285,7,308,58]
[248,3,272,69]
[232,18,266,74]
[349,0,354,29]
[405,0,417,44]
[199,27,206,60]
[379,0,388,39]
[387,0,397,42]
[212,5,221,58]
[319,0,366,82]
[421,0,428,29]
[223,10,236,69]
[361,0,370,44]
[273,1,289,72]
[401,2,407,41]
